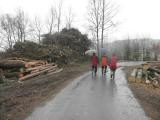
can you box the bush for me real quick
[42,28,92,56]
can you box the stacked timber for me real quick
[129,62,160,88]
[19,64,59,81]
[0,58,63,82]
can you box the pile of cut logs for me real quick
[129,62,160,88]
[0,57,63,82]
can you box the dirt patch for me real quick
[123,67,160,120]
[0,62,90,120]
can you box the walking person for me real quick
[101,54,108,75]
[109,54,117,80]
[91,52,99,76]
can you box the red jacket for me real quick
[101,56,108,66]
[110,56,117,70]
[92,55,99,66]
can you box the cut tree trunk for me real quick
[26,63,55,72]
[0,60,26,69]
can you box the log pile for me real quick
[0,58,63,82]
[0,60,26,69]
[129,62,160,88]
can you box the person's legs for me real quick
[92,65,94,72]
[113,69,116,80]
[110,69,113,79]
[110,68,116,80]
[104,66,107,74]
[110,71,112,79]
[102,66,104,75]
[95,65,97,74]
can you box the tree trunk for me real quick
[101,0,105,48]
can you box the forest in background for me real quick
[107,38,160,61]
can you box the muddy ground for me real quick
[124,67,160,120]
[0,62,90,120]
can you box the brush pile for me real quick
[129,61,160,88]
[0,57,63,82]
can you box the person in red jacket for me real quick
[110,54,117,80]
[91,52,99,75]
[101,54,108,75]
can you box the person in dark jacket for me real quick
[91,52,99,75]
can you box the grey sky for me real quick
[0,0,160,41]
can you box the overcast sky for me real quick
[0,0,160,41]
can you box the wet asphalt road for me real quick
[25,62,149,120]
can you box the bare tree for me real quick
[55,0,63,32]
[46,6,56,34]
[100,0,117,47]
[65,7,74,29]
[0,14,16,49]
[0,9,32,49]
[15,8,28,42]
[88,0,102,57]
[0,37,5,50]
[33,17,43,43]
[88,0,117,56]
[46,0,63,34]
[101,0,105,48]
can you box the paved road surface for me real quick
[25,62,149,120]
